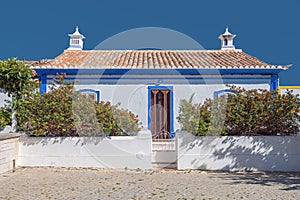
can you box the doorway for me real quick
[148,86,173,139]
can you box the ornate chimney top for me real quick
[218,26,236,50]
[67,26,85,50]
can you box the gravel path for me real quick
[0,167,299,200]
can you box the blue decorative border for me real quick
[147,86,174,138]
[34,68,284,76]
[270,75,279,91]
[79,89,100,102]
[44,75,271,85]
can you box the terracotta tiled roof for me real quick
[22,59,52,67]
[31,50,287,69]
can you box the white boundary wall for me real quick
[0,134,20,174]
[18,131,152,170]
[177,131,300,172]
[281,88,300,95]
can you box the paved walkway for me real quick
[0,167,299,200]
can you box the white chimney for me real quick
[67,26,85,50]
[218,27,236,50]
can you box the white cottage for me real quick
[31,27,289,138]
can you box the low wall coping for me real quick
[0,133,21,141]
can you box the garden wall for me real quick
[0,134,20,174]
[18,131,152,169]
[176,131,300,172]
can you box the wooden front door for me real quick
[150,89,170,139]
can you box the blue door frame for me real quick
[147,86,175,138]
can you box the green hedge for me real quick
[177,86,300,136]
[17,74,142,137]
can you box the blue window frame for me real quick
[213,89,236,99]
[79,89,100,102]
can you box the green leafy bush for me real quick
[17,74,142,137]
[73,95,142,136]
[177,86,300,136]
[0,106,12,129]
[95,102,142,136]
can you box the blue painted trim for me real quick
[79,89,100,102]
[46,76,270,81]
[270,75,279,91]
[213,89,236,99]
[39,75,47,94]
[45,75,271,85]
[147,88,151,133]
[34,68,284,76]
[147,86,174,137]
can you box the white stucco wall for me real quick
[0,134,20,174]
[176,131,300,172]
[18,131,152,169]
[281,88,300,95]
[0,90,11,108]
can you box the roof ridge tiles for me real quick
[63,49,243,53]
[29,49,286,70]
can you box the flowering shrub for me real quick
[17,74,142,137]
[17,74,76,136]
[95,102,142,136]
[177,86,300,136]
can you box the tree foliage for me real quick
[0,105,12,128]
[0,59,37,129]
[177,86,300,136]
[0,59,35,99]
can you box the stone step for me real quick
[152,162,177,169]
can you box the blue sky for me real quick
[0,0,299,85]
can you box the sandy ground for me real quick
[0,167,299,200]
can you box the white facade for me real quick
[280,87,300,95]
[49,80,269,132]
[0,74,274,135]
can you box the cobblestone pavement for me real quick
[0,167,299,200]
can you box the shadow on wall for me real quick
[177,131,300,172]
